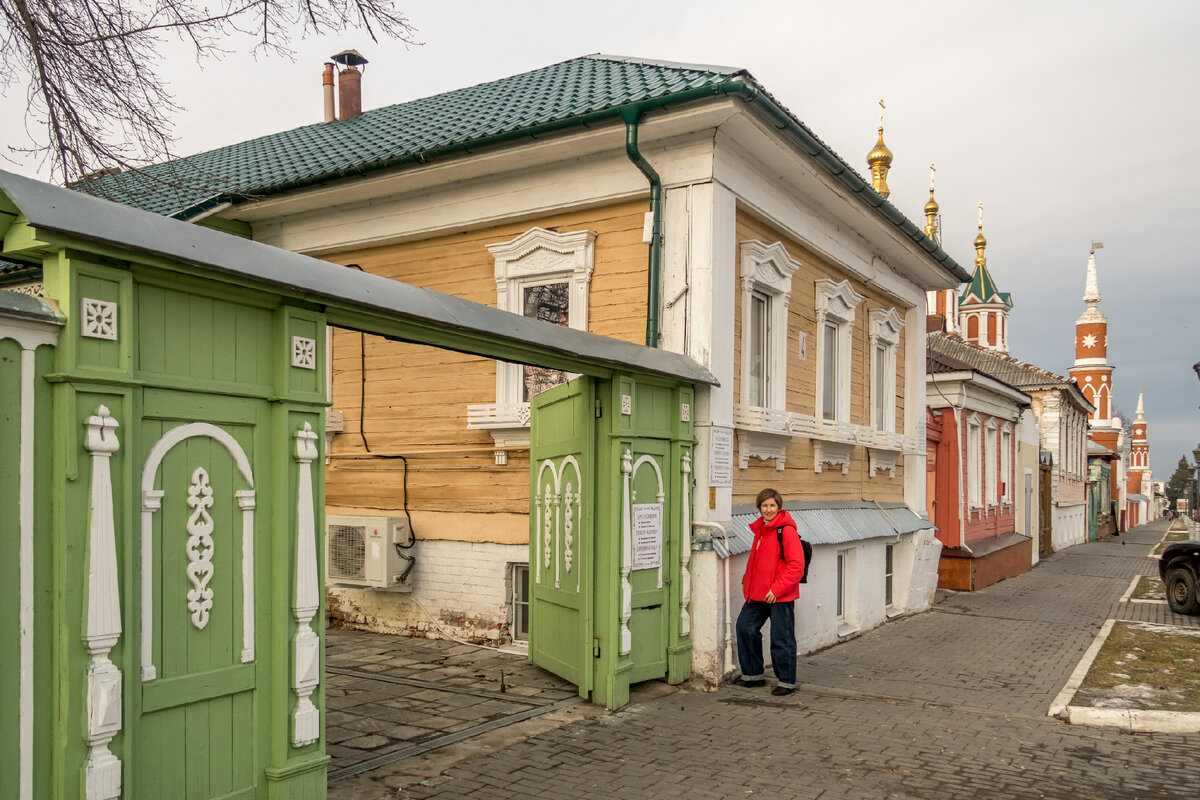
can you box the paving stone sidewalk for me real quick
[382,519,1200,800]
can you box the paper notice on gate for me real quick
[632,503,662,571]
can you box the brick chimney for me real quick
[331,50,368,121]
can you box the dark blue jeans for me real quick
[735,600,797,687]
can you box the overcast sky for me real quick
[4,1,1197,478]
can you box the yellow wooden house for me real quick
[76,54,970,684]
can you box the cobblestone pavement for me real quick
[324,631,580,782]
[334,520,1200,799]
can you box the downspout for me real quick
[619,107,662,348]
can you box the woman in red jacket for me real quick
[734,488,805,696]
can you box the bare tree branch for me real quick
[0,0,419,187]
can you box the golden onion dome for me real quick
[867,127,893,167]
[974,229,987,248]
[924,193,939,215]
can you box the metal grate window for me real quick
[885,544,894,607]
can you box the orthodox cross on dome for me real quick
[924,162,940,243]
[867,98,892,199]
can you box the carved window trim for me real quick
[815,279,864,423]
[967,413,982,509]
[738,241,800,412]
[868,307,904,434]
[468,228,597,456]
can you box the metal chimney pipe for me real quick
[323,63,336,123]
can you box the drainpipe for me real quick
[619,107,662,348]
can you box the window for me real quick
[748,290,770,406]
[868,308,904,432]
[822,322,838,420]
[510,563,530,642]
[836,550,846,620]
[967,414,982,508]
[815,279,864,422]
[884,544,895,607]
[739,241,800,409]
[985,419,998,507]
[1001,426,1013,503]
[486,227,597,406]
[469,228,597,460]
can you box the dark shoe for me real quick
[771,685,795,696]
[733,677,766,688]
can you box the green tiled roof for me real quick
[960,261,1012,307]
[77,53,969,282]
[81,55,746,219]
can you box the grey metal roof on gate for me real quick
[0,169,716,385]
[714,500,933,557]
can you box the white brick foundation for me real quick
[327,539,527,644]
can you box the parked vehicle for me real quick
[1159,540,1200,615]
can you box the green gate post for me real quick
[4,222,331,798]
[592,374,694,709]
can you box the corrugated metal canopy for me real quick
[713,501,932,558]
[0,170,716,386]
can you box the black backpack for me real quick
[776,526,813,584]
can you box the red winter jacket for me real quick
[741,509,805,603]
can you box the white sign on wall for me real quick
[632,503,662,571]
[709,426,734,488]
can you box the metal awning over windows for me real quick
[714,500,933,557]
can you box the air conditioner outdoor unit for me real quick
[326,515,413,591]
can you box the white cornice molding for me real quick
[815,278,864,325]
[868,306,904,347]
[739,239,801,294]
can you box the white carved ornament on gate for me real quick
[534,456,583,593]
[84,406,123,800]
[140,423,256,683]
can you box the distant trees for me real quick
[1165,456,1196,510]
[0,0,418,185]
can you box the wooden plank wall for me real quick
[323,199,649,527]
[731,211,909,507]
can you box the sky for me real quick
[3,1,1198,478]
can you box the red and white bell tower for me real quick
[1067,246,1118,434]
[1130,392,1149,472]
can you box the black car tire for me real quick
[1166,567,1200,615]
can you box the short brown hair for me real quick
[755,488,783,510]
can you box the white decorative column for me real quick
[680,451,692,636]
[620,449,633,655]
[84,406,123,800]
[292,422,320,747]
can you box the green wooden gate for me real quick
[529,374,694,709]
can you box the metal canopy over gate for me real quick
[0,170,714,799]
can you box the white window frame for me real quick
[967,413,982,509]
[815,278,864,422]
[510,563,530,642]
[868,308,904,433]
[836,547,858,635]
[1001,425,1013,504]
[467,228,597,459]
[985,418,998,508]
[739,241,800,410]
